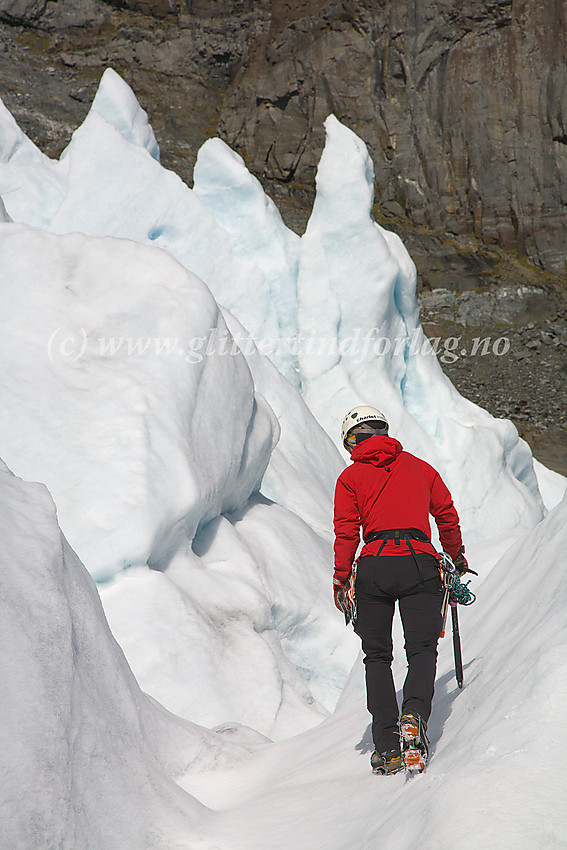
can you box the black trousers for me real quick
[354,552,443,754]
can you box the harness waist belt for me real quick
[364,528,431,546]
[363,529,433,587]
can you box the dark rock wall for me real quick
[219,0,567,274]
[0,0,110,28]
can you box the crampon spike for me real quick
[402,748,427,772]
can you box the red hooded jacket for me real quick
[333,435,463,585]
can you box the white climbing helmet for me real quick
[341,406,389,449]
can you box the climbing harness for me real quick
[365,528,431,587]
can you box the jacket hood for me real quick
[350,435,403,467]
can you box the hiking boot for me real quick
[370,748,403,775]
[399,713,429,773]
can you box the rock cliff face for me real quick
[219,0,567,274]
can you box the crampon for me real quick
[370,749,403,776]
[399,713,429,774]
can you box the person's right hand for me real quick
[333,579,346,611]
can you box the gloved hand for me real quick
[453,546,469,575]
[333,578,346,611]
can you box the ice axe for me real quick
[439,553,476,688]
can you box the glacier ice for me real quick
[0,220,353,737]
[0,66,564,754]
[0,460,211,848]
[0,69,556,539]
[89,66,160,161]
[0,195,9,222]
[296,115,545,541]
[0,223,277,581]
[194,138,301,385]
[0,68,284,348]
[0,93,67,228]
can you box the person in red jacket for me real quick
[333,406,468,775]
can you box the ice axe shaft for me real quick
[452,604,464,688]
